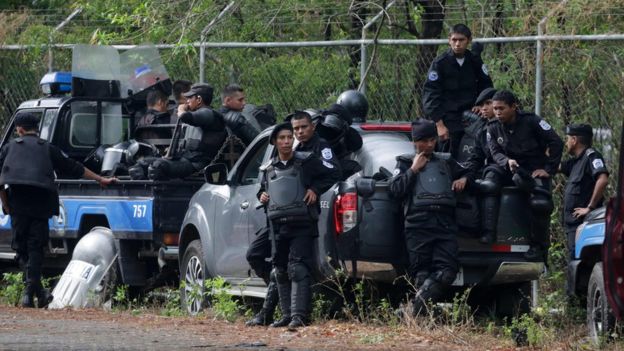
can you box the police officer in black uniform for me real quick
[257,123,338,331]
[484,90,563,260]
[560,124,608,260]
[218,84,261,146]
[422,24,493,158]
[245,116,340,327]
[147,83,227,180]
[389,119,472,315]
[0,113,115,308]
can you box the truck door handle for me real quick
[240,201,250,210]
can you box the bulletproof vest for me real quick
[563,148,598,227]
[178,108,227,162]
[456,116,484,164]
[0,136,56,191]
[410,153,456,209]
[264,152,314,223]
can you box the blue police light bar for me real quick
[40,72,72,96]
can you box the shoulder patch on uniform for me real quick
[428,70,439,81]
[482,64,489,76]
[592,159,604,169]
[321,148,333,160]
[539,120,552,131]
[322,160,334,169]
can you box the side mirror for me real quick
[203,163,228,185]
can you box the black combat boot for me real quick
[21,283,35,308]
[479,196,498,244]
[287,314,309,331]
[270,280,292,328]
[246,280,279,326]
[288,266,311,331]
[411,278,446,316]
[35,283,53,308]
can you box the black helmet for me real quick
[337,90,368,123]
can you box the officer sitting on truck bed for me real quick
[0,113,115,308]
[130,83,228,180]
[389,118,472,316]
[484,90,563,261]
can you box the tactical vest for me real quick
[563,148,600,227]
[178,108,227,162]
[0,136,56,191]
[410,153,456,209]
[264,153,313,223]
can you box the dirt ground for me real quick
[0,306,509,351]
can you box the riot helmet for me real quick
[336,90,368,123]
[101,140,140,175]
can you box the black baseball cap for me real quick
[269,122,294,145]
[566,123,593,138]
[182,83,214,105]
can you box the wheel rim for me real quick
[591,286,604,335]
[184,256,204,315]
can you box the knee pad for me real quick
[287,262,310,282]
[148,159,169,180]
[274,267,290,284]
[530,195,554,215]
[478,178,500,195]
[128,164,146,180]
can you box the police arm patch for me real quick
[322,160,334,169]
[321,148,333,160]
[482,64,489,76]
[592,159,604,169]
[428,70,439,81]
[539,120,552,131]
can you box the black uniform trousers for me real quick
[272,224,315,273]
[404,210,458,286]
[11,214,49,283]
[565,227,578,261]
[246,227,272,283]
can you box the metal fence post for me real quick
[360,1,395,94]
[48,8,82,72]
[199,1,236,83]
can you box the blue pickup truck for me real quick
[0,60,204,296]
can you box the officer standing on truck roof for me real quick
[246,117,340,327]
[484,90,563,260]
[422,23,493,158]
[0,113,115,308]
[560,124,609,260]
[256,122,337,331]
[388,118,472,316]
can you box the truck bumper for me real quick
[489,261,544,284]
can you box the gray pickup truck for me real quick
[178,123,543,315]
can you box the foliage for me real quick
[204,276,246,322]
[0,272,25,306]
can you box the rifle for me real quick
[165,116,184,159]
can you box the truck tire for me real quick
[180,240,209,315]
[587,262,616,344]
